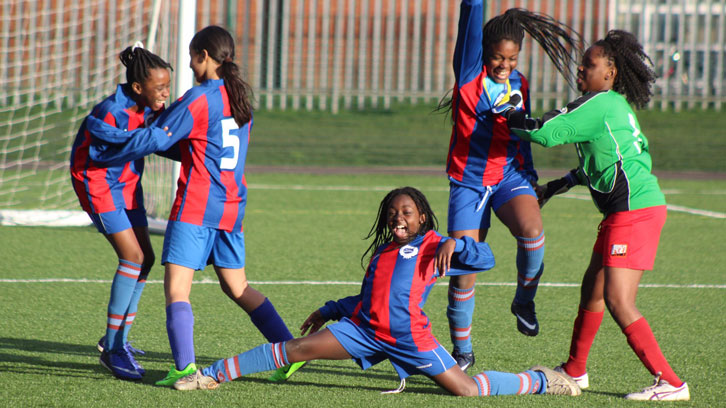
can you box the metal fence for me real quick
[2,1,724,113]
[206,0,725,112]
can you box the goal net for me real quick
[0,0,179,228]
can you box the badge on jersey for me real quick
[399,245,419,259]
[610,244,628,257]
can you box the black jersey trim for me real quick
[588,161,632,215]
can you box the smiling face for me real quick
[387,194,426,245]
[132,67,171,112]
[484,39,520,84]
[577,45,616,93]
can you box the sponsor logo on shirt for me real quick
[399,245,418,259]
[610,244,628,256]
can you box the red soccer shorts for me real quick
[593,205,667,271]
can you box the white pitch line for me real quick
[562,193,725,219]
[1,278,724,289]
[665,204,726,219]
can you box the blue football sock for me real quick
[166,301,195,370]
[473,369,546,395]
[513,232,545,305]
[249,298,294,342]
[121,270,148,344]
[106,259,141,351]
[202,342,288,382]
[447,284,475,353]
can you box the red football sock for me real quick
[563,307,604,376]
[623,317,683,387]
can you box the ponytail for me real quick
[190,25,254,126]
[219,59,254,126]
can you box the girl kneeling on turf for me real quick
[174,187,581,397]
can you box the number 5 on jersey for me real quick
[220,118,240,170]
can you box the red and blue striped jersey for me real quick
[446,0,537,188]
[319,230,495,352]
[85,79,250,232]
[155,79,250,232]
[70,84,148,214]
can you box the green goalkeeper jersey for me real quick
[508,90,665,216]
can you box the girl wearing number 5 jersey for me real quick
[85,25,300,386]
[499,30,689,401]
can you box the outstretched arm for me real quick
[86,116,173,165]
[502,92,606,147]
[453,0,485,84]
[300,294,361,336]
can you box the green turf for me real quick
[247,104,726,172]
[1,173,724,407]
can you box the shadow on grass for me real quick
[1,336,451,394]
[0,336,217,385]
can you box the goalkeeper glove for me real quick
[491,93,522,116]
[536,168,579,208]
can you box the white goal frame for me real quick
[0,0,196,233]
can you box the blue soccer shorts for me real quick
[327,317,456,380]
[162,220,245,270]
[447,170,536,232]
[88,207,148,235]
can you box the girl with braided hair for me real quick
[441,0,582,371]
[70,42,172,381]
[172,187,581,398]
[498,30,689,401]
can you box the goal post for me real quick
[0,0,186,231]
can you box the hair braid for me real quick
[483,8,582,89]
[437,8,582,115]
[119,43,172,87]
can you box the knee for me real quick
[284,338,307,362]
[517,223,543,239]
[449,378,480,397]
[122,251,145,267]
[603,292,636,318]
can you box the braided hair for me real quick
[119,42,172,89]
[360,187,439,269]
[437,8,582,113]
[190,25,254,127]
[483,8,581,89]
[595,30,656,109]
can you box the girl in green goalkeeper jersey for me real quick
[497,30,689,401]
